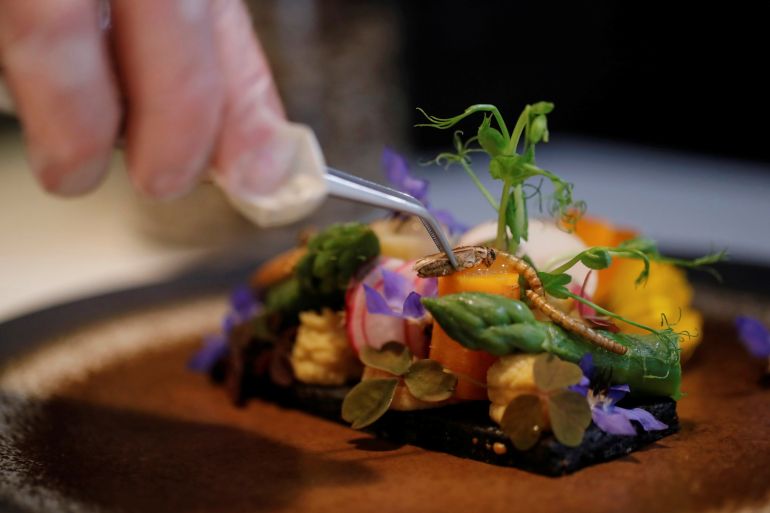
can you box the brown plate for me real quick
[1,272,770,513]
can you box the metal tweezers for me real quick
[325,167,459,269]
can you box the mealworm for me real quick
[525,289,628,355]
[497,253,545,297]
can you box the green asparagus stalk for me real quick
[422,293,682,399]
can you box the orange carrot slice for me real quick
[429,257,520,400]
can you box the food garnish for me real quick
[342,342,457,428]
[735,316,770,384]
[570,355,668,436]
[192,101,729,473]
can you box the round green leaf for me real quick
[533,353,584,392]
[403,360,458,402]
[359,341,412,376]
[500,394,546,451]
[548,389,592,447]
[341,378,399,429]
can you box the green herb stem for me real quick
[550,254,585,276]
[564,291,659,335]
[496,179,513,249]
[459,159,499,210]
[510,183,527,253]
[506,106,530,155]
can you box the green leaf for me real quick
[537,271,572,299]
[478,115,507,157]
[489,155,536,183]
[580,248,612,270]
[533,353,585,392]
[500,394,547,451]
[359,342,412,376]
[403,360,458,402]
[341,378,399,429]
[528,115,549,145]
[529,101,555,115]
[547,390,592,447]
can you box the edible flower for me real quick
[605,260,703,362]
[735,316,770,358]
[382,148,467,235]
[188,285,261,372]
[571,355,668,436]
[364,268,437,319]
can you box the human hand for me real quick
[0,0,288,199]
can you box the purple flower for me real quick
[735,316,770,358]
[189,284,261,372]
[363,268,437,319]
[382,148,468,235]
[383,148,429,202]
[571,354,668,436]
[188,334,228,372]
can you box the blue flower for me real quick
[382,148,468,235]
[363,268,437,319]
[571,355,668,436]
[735,316,770,358]
[188,285,261,372]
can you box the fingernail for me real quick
[226,126,294,196]
[134,151,209,200]
[29,151,110,197]
[55,154,111,195]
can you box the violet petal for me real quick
[381,268,411,306]
[621,407,669,432]
[222,312,238,334]
[569,377,590,396]
[578,354,595,380]
[592,407,638,436]
[230,284,257,317]
[363,284,398,317]
[402,291,426,318]
[735,316,770,358]
[382,147,428,201]
[188,334,228,372]
[606,384,630,405]
[419,277,438,298]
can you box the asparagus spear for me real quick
[422,292,682,399]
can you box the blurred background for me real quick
[1,0,769,321]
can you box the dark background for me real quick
[398,1,769,162]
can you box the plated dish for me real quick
[191,103,726,475]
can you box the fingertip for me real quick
[127,150,209,200]
[32,150,112,197]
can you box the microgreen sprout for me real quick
[418,103,583,253]
[418,101,726,358]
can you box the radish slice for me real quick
[345,257,402,354]
[361,261,414,351]
[346,258,435,358]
